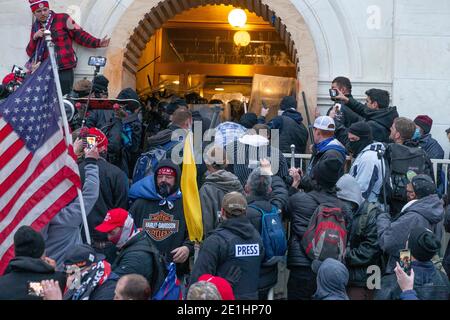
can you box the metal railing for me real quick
[283,153,450,196]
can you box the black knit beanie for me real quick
[92,75,109,94]
[14,226,45,259]
[239,113,258,129]
[313,158,342,189]
[408,227,441,262]
[349,121,373,140]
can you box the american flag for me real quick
[0,59,80,274]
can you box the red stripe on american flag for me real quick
[0,185,79,275]
[0,153,33,194]
[0,139,66,201]
[0,121,13,141]
[0,167,78,244]
[0,139,25,170]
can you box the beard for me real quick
[158,182,173,198]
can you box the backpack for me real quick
[132,139,179,184]
[388,144,429,202]
[248,204,287,263]
[301,204,347,262]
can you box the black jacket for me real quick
[345,201,382,286]
[346,97,399,143]
[112,231,165,294]
[107,113,143,178]
[88,273,119,300]
[287,189,352,267]
[268,110,309,155]
[190,217,264,300]
[79,158,129,242]
[0,257,66,300]
[300,147,346,192]
[374,261,450,300]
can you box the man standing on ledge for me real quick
[26,0,110,95]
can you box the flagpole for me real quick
[44,30,92,245]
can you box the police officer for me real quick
[189,192,264,300]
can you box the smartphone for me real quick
[86,136,96,150]
[399,249,412,273]
[28,282,44,297]
[329,88,338,98]
[88,56,107,67]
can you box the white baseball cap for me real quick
[313,116,336,132]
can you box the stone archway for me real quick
[101,0,319,114]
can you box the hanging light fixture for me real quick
[228,8,247,28]
[234,31,251,47]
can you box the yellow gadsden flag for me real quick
[181,131,203,242]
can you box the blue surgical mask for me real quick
[412,128,421,141]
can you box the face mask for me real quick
[158,182,172,198]
[109,229,122,245]
[412,128,421,141]
[346,140,369,157]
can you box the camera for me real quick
[88,56,107,68]
[12,65,27,79]
[329,88,338,98]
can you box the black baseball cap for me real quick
[64,244,105,268]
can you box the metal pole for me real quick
[45,31,92,245]
[290,144,295,169]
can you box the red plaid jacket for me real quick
[26,12,101,71]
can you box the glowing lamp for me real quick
[228,8,247,28]
[234,31,251,47]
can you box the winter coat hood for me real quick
[367,106,399,130]
[129,159,182,201]
[402,194,444,225]
[219,216,257,240]
[313,258,350,300]
[7,257,55,274]
[203,170,243,193]
[282,109,304,125]
[336,174,364,209]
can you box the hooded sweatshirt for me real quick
[42,160,99,271]
[0,256,66,300]
[189,216,264,300]
[267,109,309,154]
[128,159,194,271]
[200,170,243,238]
[313,258,350,300]
[377,194,444,273]
[337,175,382,286]
[346,97,399,143]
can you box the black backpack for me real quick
[387,143,429,202]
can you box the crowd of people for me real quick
[1,70,450,301]
[0,0,450,302]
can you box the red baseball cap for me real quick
[95,208,128,233]
[29,0,49,12]
[87,127,108,150]
[198,274,235,300]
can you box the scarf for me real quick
[63,260,112,300]
[129,175,182,210]
[26,11,54,70]
[117,215,140,249]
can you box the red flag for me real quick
[0,60,80,274]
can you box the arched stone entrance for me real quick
[100,0,319,114]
